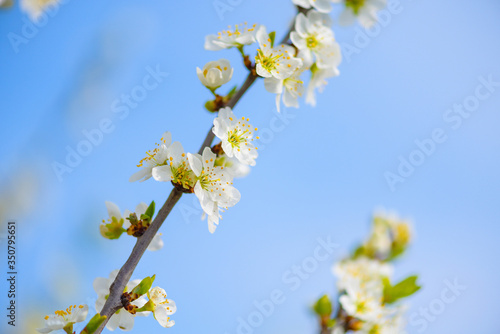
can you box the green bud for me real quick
[131,275,156,297]
[313,295,332,317]
[205,100,217,112]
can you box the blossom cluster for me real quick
[313,212,418,333]
[129,107,258,233]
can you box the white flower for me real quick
[94,270,150,332]
[292,0,333,13]
[21,0,60,22]
[188,147,241,233]
[255,26,303,80]
[306,65,339,106]
[129,132,171,182]
[37,304,88,333]
[264,67,305,112]
[196,59,234,90]
[291,11,342,70]
[212,107,258,166]
[339,281,383,322]
[148,287,177,328]
[333,257,392,291]
[358,307,407,334]
[333,0,387,28]
[205,23,259,50]
[151,141,196,191]
[123,202,164,252]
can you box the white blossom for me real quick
[196,59,233,90]
[333,257,392,291]
[205,23,259,50]
[37,304,88,333]
[129,132,172,182]
[21,0,60,22]
[255,26,303,80]
[212,107,258,166]
[148,287,177,328]
[339,280,384,322]
[93,270,150,331]
[291,11,341,70]
[264,67,305,112]
[188,147,241,233]
[292,0,333,13]
[306,65,339,106]
[151,141,196,191]
[333,0,387,28]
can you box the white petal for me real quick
[187,153,203,176]
[152,165,173,182]
[147,234,164,251]
[129,168,151,182]
[105,201,122,220]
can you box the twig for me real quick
[90,9,304,333]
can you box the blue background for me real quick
[1,0,499,333]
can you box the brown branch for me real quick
[90,9,304,333]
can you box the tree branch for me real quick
[91,9,304,332]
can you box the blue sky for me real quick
[1,0,500,333]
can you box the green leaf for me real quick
[131,275,156,297]
[383,275,421,304]
[226,85,238,100]
[313,295,332,317]
[135,300,155,313]
[81,314,107,334]
[269,31,276,48]
[145,201,155,219]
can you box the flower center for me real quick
[170,157,194,189]
[217,23,257,39]
[47,305,84,321]
[346,0,366,14]
[137,136,169,167]
[256,50,284,73]
[306,35,320,49]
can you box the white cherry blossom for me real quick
[205,23,259,50]
[129,132,171,182]
[188,147,241,233]
[37,304,88,333]
[291,11,342,70]
[255,26,303,80]
[151,141,196,191]
[212,107,258,166]
[264,67,305,112]
[148,287,177,328]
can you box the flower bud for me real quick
[196,59,233,89]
